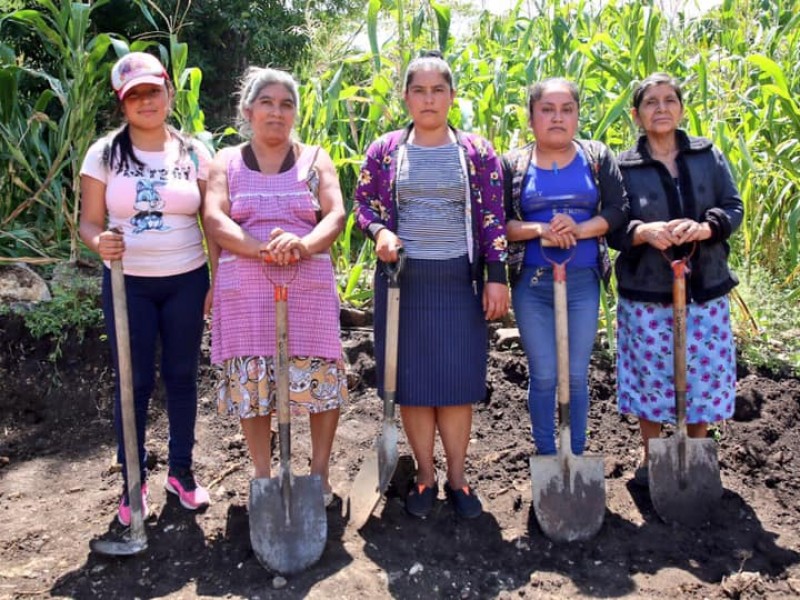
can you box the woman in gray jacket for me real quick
[609,73,743,487]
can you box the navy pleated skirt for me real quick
[373,255,488,407]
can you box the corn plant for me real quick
[0,0,115,262]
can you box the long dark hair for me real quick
[103,124,194,173]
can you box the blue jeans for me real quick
[102,265,208,486]
[512,266,600,455]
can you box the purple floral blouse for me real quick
[354,125,508,284]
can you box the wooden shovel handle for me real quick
[671,258,688,432]
[110,259,146,539]
[381,250,404,420]
[552,262,570,410]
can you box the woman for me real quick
[355,51,508,520]
[610,73,742,486]
[80,52,214,526]
[503,78,628,458]
[204,67,347,505]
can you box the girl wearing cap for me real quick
[354,51,508,520]
[79,52,214,526]
[203,67,347,507]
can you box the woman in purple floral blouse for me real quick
[354,51,508,520]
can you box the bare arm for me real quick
[575,215,610,240]
[266,147,346,263]
[79,175,124,260]
[202,148,263,259]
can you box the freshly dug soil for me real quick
[1,313,799,599]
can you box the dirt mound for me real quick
[1,323,799,599]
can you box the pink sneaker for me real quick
[117,483,149,527]
[165,469,210,510]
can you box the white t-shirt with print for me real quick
[80,134,211,277]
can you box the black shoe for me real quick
[444,482,482,519]
[406,482,438,518]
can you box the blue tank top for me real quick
[521,147,599,268]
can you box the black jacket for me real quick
[502,139,629,287]
[608,130,743,303]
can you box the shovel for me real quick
[249,257,327,575]
[530,253,605,543]
[348,250,405,529]
[649,252,722,526]
[90,258,148,556]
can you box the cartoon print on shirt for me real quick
[130,179,170,233]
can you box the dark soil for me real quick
[1,307,800,599]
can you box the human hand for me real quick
[483,282,509,321]
[549,213,578,237]
[638,221,676,251]
[375,228,403,263]
[263,227,308,265]
[540,223,577,249]
[97,229,125,261]
[666,218,712,245]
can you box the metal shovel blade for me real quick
[90,535,148,557]
[348,422,398,530]
[249,474,327,575]
[531,453,605,543]
[649,435,722,526]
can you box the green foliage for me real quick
[0,0,117,262]
[734,264,800,376]
[3,265,104,361]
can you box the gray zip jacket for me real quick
[609,130,743,303]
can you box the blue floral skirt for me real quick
[616,295,736,424]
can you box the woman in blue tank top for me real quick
[502,78,628,457]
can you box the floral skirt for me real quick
[217,355,348,419]
[616,296,736,424]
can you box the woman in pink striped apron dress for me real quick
[204,67,347,505]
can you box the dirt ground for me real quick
[1,309,800,600]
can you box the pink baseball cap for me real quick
[111,52,168,100]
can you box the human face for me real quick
[246,83,296,145]
[633,83,683,136]
[404,69,455,132]
[122,83,169,130]
[529,84,579,151]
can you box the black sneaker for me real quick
[405,482,438,518]
[444,482,482,519]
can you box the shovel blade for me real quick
[531,453,605,543]
[347,424,399,530]
[649,436,722,526]
[377,422,399,493]
[249,475,327,575]
[348,454,381,530]
[90,535,148,557]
